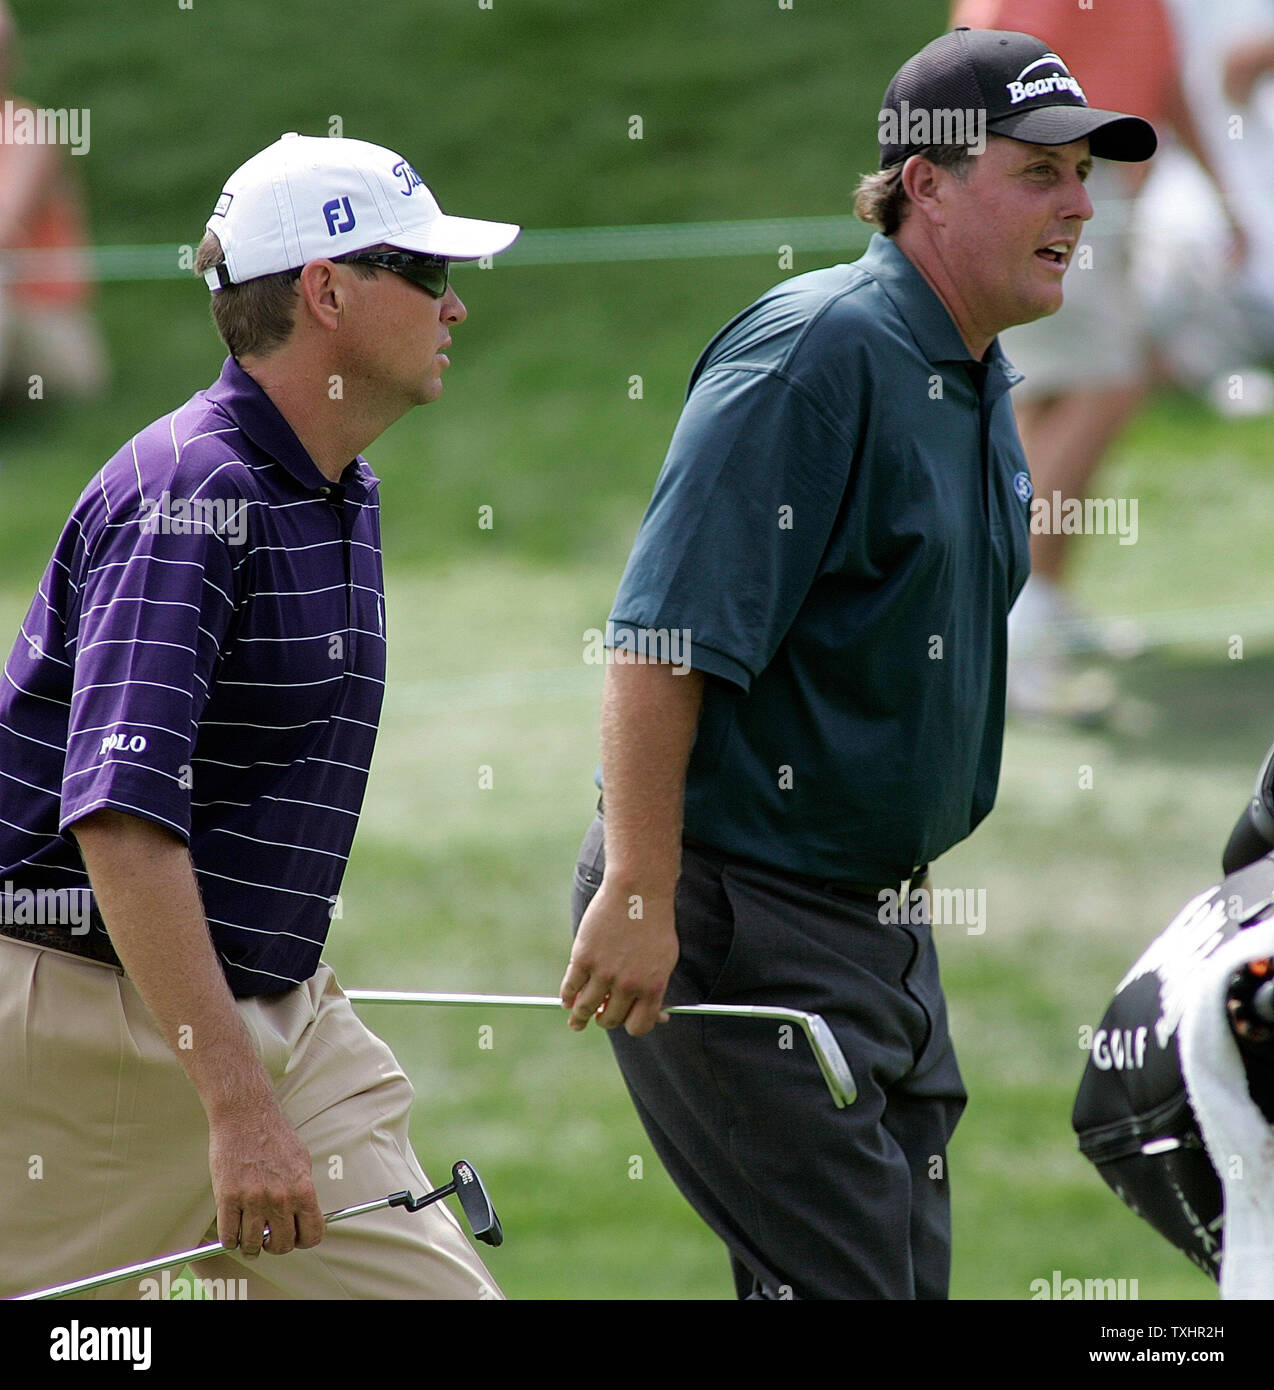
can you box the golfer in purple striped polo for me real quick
[0,134,519,1299]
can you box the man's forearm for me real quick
[69,808,323,1254]
[560,658,704,1034]
[70,809,274,1122]
[599,658,705,894]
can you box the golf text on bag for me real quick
[1029,491,1138,545]
[0,883,91,934]
[583,621,693,675]
[877,102,987,155]
[49,1322,151,1371]
[877,884,986,935]
[1087,1025,1149,1072]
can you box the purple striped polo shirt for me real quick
[0,356,386,995]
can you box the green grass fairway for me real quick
[2,0,1267,1303]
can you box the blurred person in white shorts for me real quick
[953,0,1241,721]
[1134,0,1274,417]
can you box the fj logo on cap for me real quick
[391,158,424,196]
[323,196,356,236]
[1006,54,1086,106]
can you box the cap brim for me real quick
[386,213,521,261]
[987,105,1157,162]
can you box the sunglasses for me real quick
[334,250,451,298]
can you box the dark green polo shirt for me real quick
[606,233,1032,882]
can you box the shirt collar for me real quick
[202,356,379,497]
[858,233,1024,397]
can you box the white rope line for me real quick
[1050,604,1274,656]
[0,200,1134,285]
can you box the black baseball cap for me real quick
[878,27,1157,168]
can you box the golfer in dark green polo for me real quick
[560,27,1157,1298]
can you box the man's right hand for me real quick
[562,660,702,1037]
[209,1101,325,1257]
[560,878,679,1037]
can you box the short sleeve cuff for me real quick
[605,620,753,693]
[60,765,192,844]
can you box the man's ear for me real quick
[296,260,343,333]
[900,154,948,228]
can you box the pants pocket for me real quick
[570,812,606,934]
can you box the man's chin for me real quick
[1009,292,1064,329]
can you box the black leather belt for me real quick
[0,915,123,970]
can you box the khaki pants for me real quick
[0,938,502,1300]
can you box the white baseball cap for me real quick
[204,132,520,291]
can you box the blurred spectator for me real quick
[0,2,107,407]
[1134,0,1274,415]
[951,0,1239,721]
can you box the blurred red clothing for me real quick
[0,96,93,310]
[952,0,1178,124]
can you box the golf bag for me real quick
[1072,741,1274,1282]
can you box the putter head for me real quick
[452,1160,504,1247]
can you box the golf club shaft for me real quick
[350,990,796,1020]
[15,1191,418,1301]
[344,991,856,1107]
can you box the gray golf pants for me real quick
[570,811,966,1300]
